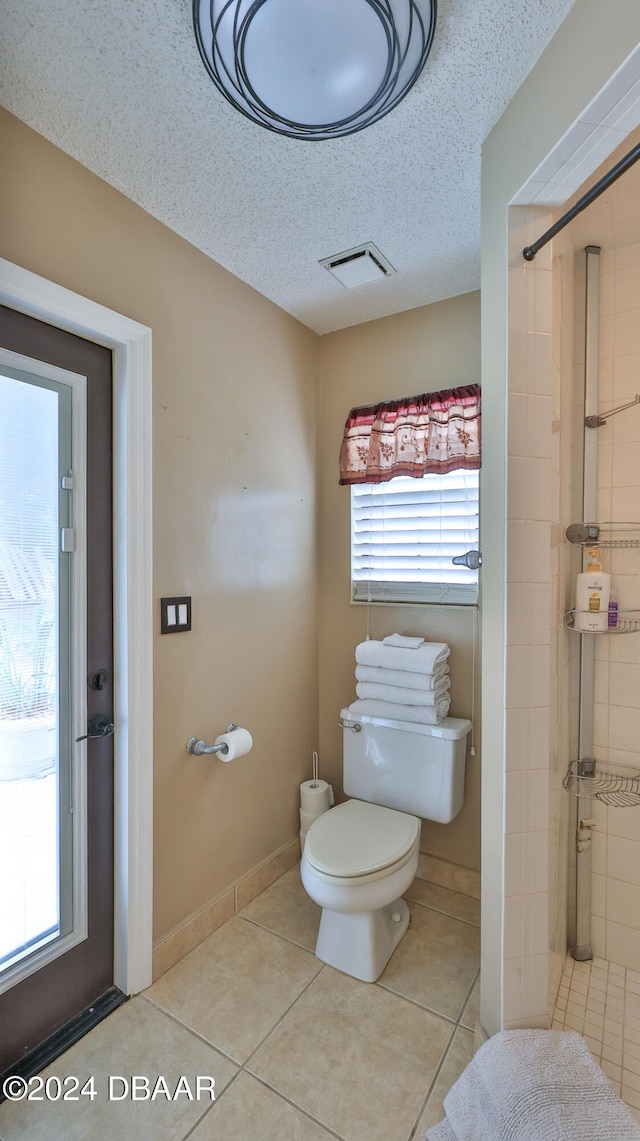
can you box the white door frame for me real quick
[0,258,153,996]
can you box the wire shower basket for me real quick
[563,758,640,807]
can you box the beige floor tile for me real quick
[0,997,237,1141]
[145,916,321,1063]
[405,878,481,927]
[414,1026,475,1136]
[377,903,480,1020]
[191,1071,337,1140]
[241,865,321,952]
[459,973,481,1031]
[250,965,454,1141]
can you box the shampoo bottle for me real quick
[575,550,610,632]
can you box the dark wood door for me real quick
[0,305,115,1072]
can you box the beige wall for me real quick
[481,0,640,1035]
[1,108,320,941]
[317,294,482,871]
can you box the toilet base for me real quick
[314,897,410,982]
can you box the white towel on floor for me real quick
[348,697,450,725]
[426,1029,640,1141]
[355,664,450,691]
[355,640,450,674]
[355,678,450,705]
[424,1121,456,1141]
[382,633,426,648]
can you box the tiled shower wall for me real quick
[504,207,564,1028]
[553,147,640,972]
[504,142,640,1028]
[586,201,640,968]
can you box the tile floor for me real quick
[0,865,481,1141]
[552,950,640,1124]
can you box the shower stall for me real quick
[501,130,640,1112]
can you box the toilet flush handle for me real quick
[339,719,362,732]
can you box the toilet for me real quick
[300,707,472,982]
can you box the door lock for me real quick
[88,669,108,691]
[76,714,115,743]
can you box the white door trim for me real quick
[0,258,153,996]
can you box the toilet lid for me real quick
[304,800,419,878]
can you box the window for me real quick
[351,468,479,604]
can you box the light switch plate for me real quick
[161,596,192,634]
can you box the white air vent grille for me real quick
[320,243,396,288]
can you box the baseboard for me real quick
[153,843,481,980]
[152,836,300,980]
[417,852,481,901]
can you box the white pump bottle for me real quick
[575,549,610,632]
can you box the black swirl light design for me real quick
[193,0,437,140]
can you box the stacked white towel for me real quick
[349,697,450,725]
[426,1029,640,1141]
[350,636,451,725]
[356,637,450,674]
[355,679,450,705]
[355,664,449,692]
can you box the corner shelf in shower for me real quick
[565,521,640,548]
[563,758,640,807]
[564,609,640,633]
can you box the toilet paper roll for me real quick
[214,726,253,762]
[300,779,332,814]
[300,807,328,832]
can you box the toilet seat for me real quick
[304,800,419,885]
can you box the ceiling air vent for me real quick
[320,243,396,289]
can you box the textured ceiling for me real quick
[0,0,576,334]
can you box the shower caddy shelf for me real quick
[564,517,640,811]
[563,759,640,808]
[565,521,640,548]
[563,609,640,633]
[564,521,640,631]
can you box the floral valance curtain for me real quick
[339,384,481,486]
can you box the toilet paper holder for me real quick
[186,724,238,757]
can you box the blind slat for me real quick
[350,470,479,604]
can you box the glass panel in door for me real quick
[0,368,74,986]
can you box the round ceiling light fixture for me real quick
[193,0,437,141]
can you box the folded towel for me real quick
[382,633,425,648]
[355,640,450,674]
[427,1029,640,1141]
[425,1121,456,1141]
[348,697,450,725]
[355,664,449,691]
[355,679,450,705]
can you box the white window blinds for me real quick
[351,469,479,604]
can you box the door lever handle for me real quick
[76,714,115,743]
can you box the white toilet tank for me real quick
[341,708,472,824]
